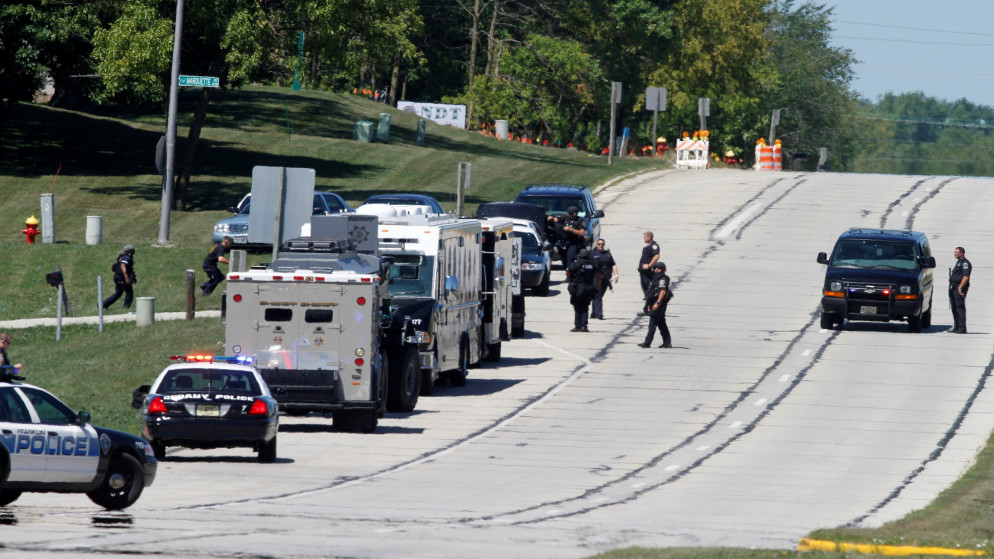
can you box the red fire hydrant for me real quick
[22,215,40,244]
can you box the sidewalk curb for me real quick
[798,537,987,556]
[0,311,222,330]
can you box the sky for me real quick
[826,0,994,108]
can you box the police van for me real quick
[480,218,518,361]
[0,366,157,509]
[359,205,485,392]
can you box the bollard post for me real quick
[136,297,155,326]
[97,276,104,333]
[56,284,63,341]
[85,216,103,245]
[186,269,196,319]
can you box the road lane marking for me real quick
[730,421,743,429]
[696,445,709,451]
[779,374,790,382]
[665,465,680,471]
[715,203,761,239]
[801,349,812,357]
[754,398,767,407]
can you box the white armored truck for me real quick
[479,218,517,361]
[224,214,422,433]
[359,205,485,393]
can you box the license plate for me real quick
[859,305,877,314]
[196,404,220,417]
[234,235,247,244]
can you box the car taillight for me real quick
[148,397,168,414]
[248,399,269,415]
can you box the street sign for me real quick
[646,87,667,112]
[178,75,219,88]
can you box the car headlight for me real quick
[522,262,544,270]
[830,281,842,291]
[899,285,912,294]
[214,223,229,233]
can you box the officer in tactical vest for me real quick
[566,248,600,332]
[950,246,971,333]
[589,238,618,319]
[562,206,588,269]
[638,261,672,348]
[103,244,136,310]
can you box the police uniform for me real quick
[639,239,661,296]
[562,210,587,269]
[0,346,10,369]
[950,254,972,333]
[202,242,229,296]
[638,262,672,348]
[103,245,136,309]
[566,250,600,332]
[589,247,616,319]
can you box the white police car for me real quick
[132,355,279,463]
[0,367,157,509]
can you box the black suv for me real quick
[817,228,936,332]
[514,185,604,265]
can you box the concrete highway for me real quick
[4,169,994,558]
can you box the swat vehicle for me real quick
[817,228,936,332]
[479,218,518,360]
[359,205,485,392]
[224,214,412,432]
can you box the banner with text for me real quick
[397,102,466,129]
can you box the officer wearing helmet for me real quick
[566,248,600,332]
[638,260,672,348]
[561,205,587,269]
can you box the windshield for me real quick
[158,369,261,394]
[831,239,919,271]
[513,230,540,250]
[239,202,251,215]
[387,255,435,297]
[517,195,588,216]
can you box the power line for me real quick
[835,35,994,47]
[836,20,994,37]
[856,114,994,129]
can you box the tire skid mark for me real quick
[879,177,935,229]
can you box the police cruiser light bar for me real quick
[0,364,25,382]
[169,354,254,364]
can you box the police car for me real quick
[0,366,157,510]
[132,355,279,463]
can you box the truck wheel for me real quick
[387,347,421,412]
[151,440,166,461]
[86,453,145,510]
[451,338,469,387]
[376,352,389,418]
[511,295,526,337]
[420,369,435,396]
[534,272,550,296]
[819,312,835,330]
[921,297,933,328]
[908,313,922,333]
[486,341,502,362]
[258,436,277,463]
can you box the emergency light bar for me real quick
[169,355,254,364]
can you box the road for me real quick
[4,169,994,558]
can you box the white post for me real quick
[136,297,155,327]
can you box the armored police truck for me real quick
[224,214,420,433]
[358,204,485,392]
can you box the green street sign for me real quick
[178,75,220,88]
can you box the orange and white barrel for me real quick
[772,144,782,170]
[756,146,774,170]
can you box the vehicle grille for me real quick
[229,223,249,234]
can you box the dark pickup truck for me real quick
[817,228,936,332]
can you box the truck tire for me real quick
[450,337,469,387]
[921,297,933,328]
[486,341,502,362]
[376,352,388,418]
[387,347,421,412]
[908,312,922,333]
[511,294,526,337]
[334,410,378,433]
[819,312,835,330]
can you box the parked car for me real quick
[213,191,352,245]
[0,367,157,510]
[361,193,445,214]
[513,185,605,266]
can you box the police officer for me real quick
[589,239,618,319]
[561,206,587,269]
[638,231,661,296]
[202,236,234,296]
[566,248,600,332]
[0,332,23,371]
[638,261,672,348]
[950,246,971,333]
[103,244,136,310]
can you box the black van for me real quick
[817,228,936,332]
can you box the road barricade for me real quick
[675,139,709,169]
[755,144,782,171]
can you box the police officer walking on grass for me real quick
[638,261,672,348]
[103,244,136,310]
[950,246,971,333]
[202,236,233,296]
[566,248,600,332]
[589,239,618,319]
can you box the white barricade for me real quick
[675,139,709,169]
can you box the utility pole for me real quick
[158,0,185,246]
[608,82,621,166]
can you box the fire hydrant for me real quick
[21,215,40,244]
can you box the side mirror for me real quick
[592,209,605,218]
[226,206,239,214]
[922,256,937,268]
[274,387,287,396]
[76,411,91,425]
[817,252,829,264]
[312,206,324,215]
[131,385,151,409]
[444,275,459,300]
[542,241,552,252]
